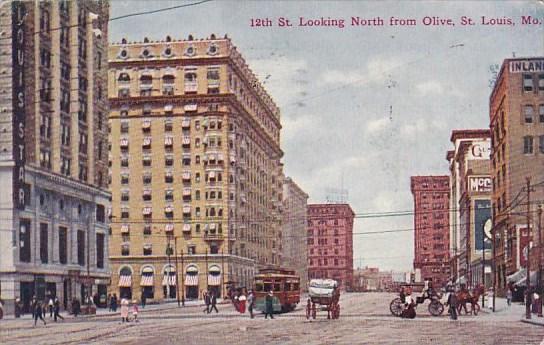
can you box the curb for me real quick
[520,318,544,327]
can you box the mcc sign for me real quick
[469,176,491,193]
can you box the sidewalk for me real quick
[2,298,231,321]
[480,297,544,326]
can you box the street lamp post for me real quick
[525,177,532,320]
[538,205,542,317]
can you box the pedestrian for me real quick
[264,291,274,319]
[31,296,37,318]
[42,299,47,318]
[53,297,64,322]
[48,296,54,318]
[446,287,458,320]
[112,294,118,312]
[203,291,210,313]
[506,288,512,306]
[34,302,46,326]
[72,298,80,317]
[209,291,219,313]
[239,290,247,313]
[107,293,112,311]
[487,287,494,310]
[120,298,129,322]
[247,290,255,319]
[401,287,416,319]
[131,300,139,322]
[141,292,146,309]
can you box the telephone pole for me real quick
[538,205,542,317]
[492,221,496,312]
[525,177,532,320]
[174,237,181,307]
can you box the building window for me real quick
[40,223,48,264]
[77,230,85,266]
[523,136,534,154]
[539,105,544,123]
[165,155,174,166]
[540,135,544,154]
[121,191,130,202]
[59,226,67,264]
[121,244,129,256]
[96,233,105,269]
[524,105,534,123]
[143,224,152,235]
[143,245,152,256]
[121,208,130,219]
[96,204,105,223]
[539,74,544,91]
[523,74,533,92]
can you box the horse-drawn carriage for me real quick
[306,279,340,319]
[389,284,444,317]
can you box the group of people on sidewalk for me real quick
[29,296,64,326]
[119,297,139,323]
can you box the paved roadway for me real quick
[1,293,542,345]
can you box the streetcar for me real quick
[254,267,300,313]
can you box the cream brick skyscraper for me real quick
[108,34,283,302]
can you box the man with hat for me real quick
[264,291,274,319]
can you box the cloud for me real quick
[416,80,444,96]
[365,117,391,135]
[319,56,404,88]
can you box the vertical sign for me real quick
[519,227,530,267]
[12,2,26,210]
[474,200,492,250]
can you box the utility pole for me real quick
[482,231,485,309]
[538,205,542,317]
[221,249,225,300]
[174,237,180,307]
[181,250,185,307]
[166,238,172,299]
[526,177,532,320]
[492,222,496,312]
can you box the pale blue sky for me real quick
[109,0,544,271]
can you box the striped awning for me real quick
[120,224,130,233]
[184,104,197,111]
[182,172,191,180]
[217,154,224,162]
[165,223,174,232]
[185,274,199,286]
[162,275,177,286]
[208,274,222,286]
[183,224,191,232]
[119,275,132,287]
[164,137,173,146]
[181,119,191,128]
[140,275,154,286]
[182,137,191,145]
[164,104,173,112]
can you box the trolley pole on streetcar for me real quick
[525,177,532,320]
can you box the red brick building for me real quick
[307,204,354,290]
[411,176,451,287]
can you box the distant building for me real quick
[489,57,544,292]
[447,130,492,288]
[307,204,354,290]
[352,267,394,292]
[282,177,309,290]
[411,176,450,287]
[0,1,111,314]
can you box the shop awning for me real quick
[184,104,197,112]
[120,224,130,233]
[183,224,191,232]
[119,275,132,287]
[185,274,199,286]
[165,223,174,232]
[162,275,177,286]
[507,269,526,283]
[140,275,154,286]
[208,274,222,286]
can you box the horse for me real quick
[456,285,484,315]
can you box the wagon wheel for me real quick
[428,300,444,316]
[389,297,404,317]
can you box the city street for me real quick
[1,293,542,345]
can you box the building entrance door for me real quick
[20,282,35,314]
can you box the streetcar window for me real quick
[255,282,264,292]
[285,283,292,291]
[264,283,272,292]
[274,283,281,292]
[293,283,300,291]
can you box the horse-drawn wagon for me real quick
[389,284,444,317]
[306,279,340,319]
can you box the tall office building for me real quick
[0,1,111,314]
[108,35,283,301]
[307,204,354,290]
[489,57,544,291]
[411,176,450,287]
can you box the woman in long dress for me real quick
[120,298,129,322]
